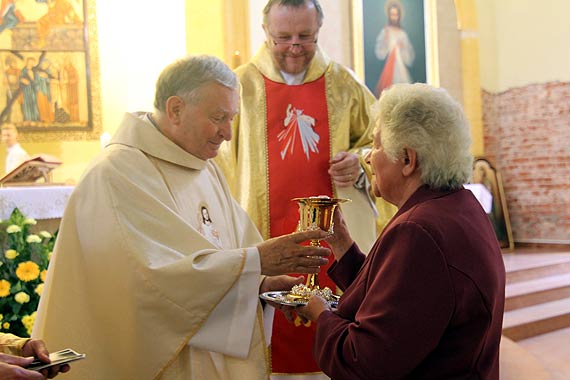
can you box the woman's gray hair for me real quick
[263,0,324,27]
[375,83,473,190]
[153,55,238,112]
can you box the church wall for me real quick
[478,0,570,92]
[477,0,570,244]
[482,84,570,244]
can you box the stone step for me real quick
[504,253,570,284]
[505,273,570,311]
[502,298,570,341]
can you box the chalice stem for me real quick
[306,273,318,288]
[307,239,321,289]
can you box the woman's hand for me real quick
[296,294,331,322]
[325,208,354,261]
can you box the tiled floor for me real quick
[517,327,570,380]
[503,248,570,380]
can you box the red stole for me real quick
[265,75,336,374]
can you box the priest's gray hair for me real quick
[375,83,473,190]
[153,55,238,112]
[263,0,324,27]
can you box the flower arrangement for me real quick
[0,208,56,337]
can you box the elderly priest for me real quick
[32,55,330,380]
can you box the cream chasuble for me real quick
[216,46,379,378]
[33,113,270,380]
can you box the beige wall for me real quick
[478,0,570,92]
[187,0,225,59]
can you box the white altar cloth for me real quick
[464,183,493,214]
[0,186,74,220]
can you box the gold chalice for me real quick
[293,196,350,290]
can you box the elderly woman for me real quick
[296,83,506,379]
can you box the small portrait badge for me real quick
[197,204,222,247]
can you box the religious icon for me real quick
[0,0,101,141]
[374,0,416,96]
[355,0,427,98]
[197,205,222,248]
[278,104,319,160]
[471,158,514,250]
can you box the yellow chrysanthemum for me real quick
[6,225,21,233]
[0,280,10,298]
[40,270,48,282]
[16,261,40,282]
[14,291,30,304]
[23,218,37,225]
[3,322,9,329]
[4,249,18,259]
[21,312,37,336]
[35,283,44,296]
[0,314,3,321]
[39,231,52,239]
[26,234,41,244]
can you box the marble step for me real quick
[504,253,570,284]
[502,298,570,341]
[505,273,570,311]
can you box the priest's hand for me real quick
[257,230,330,276]
[296,294,331,322]
[260,275,305,318]
[259,275,304,294]
[329,151,361,188]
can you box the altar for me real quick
[0,186,74,231]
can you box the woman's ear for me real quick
[402,147,417,176]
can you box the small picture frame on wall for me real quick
[350,0,430,98]
[0,0,101,142]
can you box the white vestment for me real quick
[33,113,269,380]
[5,142,29,173]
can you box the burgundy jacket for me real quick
[313,185,506,380]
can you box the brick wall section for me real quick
[481,82,570,243]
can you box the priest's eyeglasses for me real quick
[269,32,318,48]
